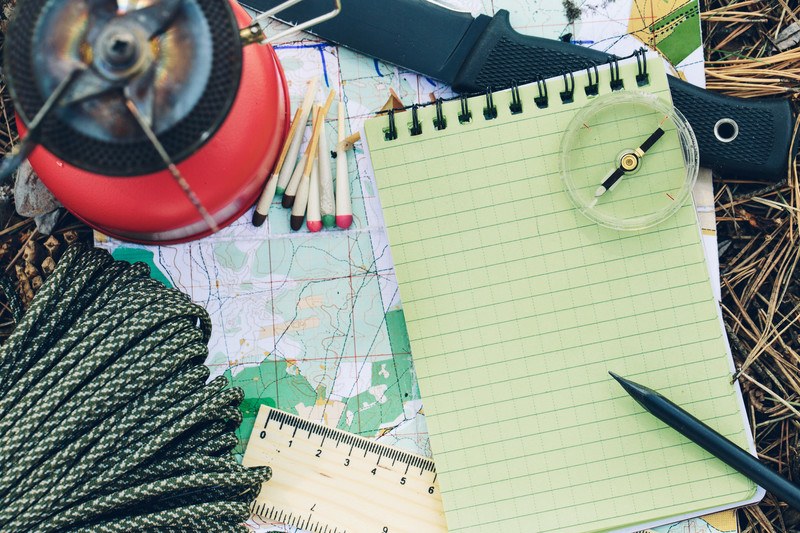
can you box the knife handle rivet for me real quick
[714,118,739,143]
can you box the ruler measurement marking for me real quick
[243,406,447,532]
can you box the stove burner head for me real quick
[5,0,243,176]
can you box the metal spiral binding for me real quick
[385,109,398,141]
[535,77,549,109]
[634,49,650,86]
[560,71,575,103]
[410,104,422,136]
[434,98,447,130]
[483,87,498,120]
[608,56,624,91]
[509,82,523,115]
[585,64,600,97]
[379,49,651,141]
[459,94,472,123]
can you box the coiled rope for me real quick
[0,245,271,531]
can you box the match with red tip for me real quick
[336,215,353,229]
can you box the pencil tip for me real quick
[282,195,295,209]
[609,371,631,389]
[252,212,267,227]
[608,372,656,410]
[290,216,305,231]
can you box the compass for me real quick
[560,91,699,231]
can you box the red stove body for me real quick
[18,2,289,244]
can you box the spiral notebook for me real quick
[362,54,760,532]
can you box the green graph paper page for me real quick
[362,55,757,532]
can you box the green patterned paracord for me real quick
[0,245,271,531]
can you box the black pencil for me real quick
[609,371,800,510]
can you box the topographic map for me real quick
[97,1,735,531]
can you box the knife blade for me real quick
[244,0,796,182]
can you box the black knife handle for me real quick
[668,77,794,180]
[452,10,795,182]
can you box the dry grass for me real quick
[703,0,800,99]
[704,0,800,530]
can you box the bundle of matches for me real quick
[252,80,360,231]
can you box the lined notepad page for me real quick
[364,56,756,532]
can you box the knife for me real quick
[243,0,796,182]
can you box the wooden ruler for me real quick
[242,405,447,533]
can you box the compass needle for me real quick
[595,127,666,198]
[636,127,665,155]
[595,167,624,197]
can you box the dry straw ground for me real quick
[703,0,800,530]
[0,0,799,530]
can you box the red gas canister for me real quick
[6,0,304,243]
